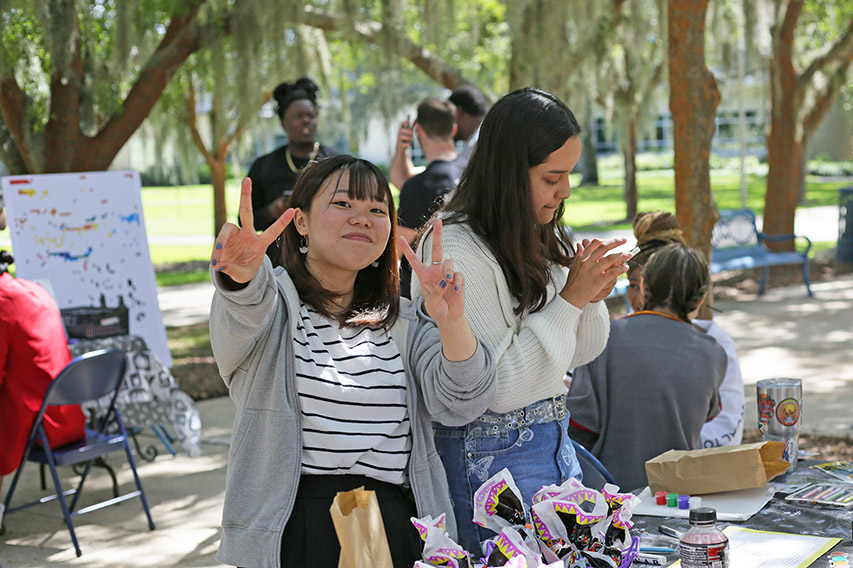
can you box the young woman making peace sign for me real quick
[209,155,495,568]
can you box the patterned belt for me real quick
[474,394,567,435]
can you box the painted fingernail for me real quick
[216,243,222,250]
[446,274,452,280]
[454,285,459,291]
[211,259,217,265]
[440,280,447,288]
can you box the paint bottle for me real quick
[679,507,729,568]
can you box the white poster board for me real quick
[1,171,171,367]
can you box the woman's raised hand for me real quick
[211,177,294,283]
[399,219,476,362]
[560,238,632,308]
[398,219,465,325]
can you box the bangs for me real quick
[333,160,390,204]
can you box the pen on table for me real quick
[659,524,684,539]
[640,546,676,554]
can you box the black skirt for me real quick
[279,474,423,568]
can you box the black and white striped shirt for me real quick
[294,302,411,485]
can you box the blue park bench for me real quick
[710,208,813,297]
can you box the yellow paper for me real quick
[667,526,841,568]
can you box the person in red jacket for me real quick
[0,246,87,532]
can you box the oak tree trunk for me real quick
[763,0,803,250]
[580,97,599,186]
[668,0,721,263]
[622,119,638,221]
[763,1,852,250]
[210,158,228,237]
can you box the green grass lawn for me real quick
[563,169,847,231]
[139,168,848,286]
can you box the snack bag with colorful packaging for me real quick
[473,468,527,534]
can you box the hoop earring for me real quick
[371,260,379,268]
[299,237,309,254]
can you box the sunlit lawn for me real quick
[563,169,846,231]
[139,168,848,286]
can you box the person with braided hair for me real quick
[566,243,727,491]
[626,211,745,448]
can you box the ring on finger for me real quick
[432,261,443,265]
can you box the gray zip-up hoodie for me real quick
[210,258,496,568]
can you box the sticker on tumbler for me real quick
[776,398,800,426]
[784,438,796,464]
[758,393,775,426]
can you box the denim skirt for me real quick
[432,394,582,554]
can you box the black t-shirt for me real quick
[246,144,341,230]
[398,159,463,298]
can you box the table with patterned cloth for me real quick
[632,460,853,567]
[68,335,202,458]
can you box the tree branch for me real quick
[44,23,85,172]
[82,0,212,170]
[183,78,215,166]
[797,16,853,90]
[642,60,667,102]
[0,117,29,175]
[0,75,38,172]
[299,6,473,90]
[803,60,852,138]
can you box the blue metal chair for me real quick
[2,349,155,557]
[572,439,616,491]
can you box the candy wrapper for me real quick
[553,490,609,549]
[531,478,585,505]
[484,527,541,567]
[473,469,527,534]
[412,513,447,542]
[580,540,620,568]
[412,513,474,568]
[602,506,634,550]
[469,470,641,568]
[599,484,638,552]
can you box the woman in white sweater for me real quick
[411,87,631,552]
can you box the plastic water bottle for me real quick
[679,507,729,568]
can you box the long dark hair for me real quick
[443,87,581,315]
[281,155,400,329]
[642,243,710,322]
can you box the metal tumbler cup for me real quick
[756,378,802,472]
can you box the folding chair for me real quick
[2,348,155,556]
[572,439,616,491]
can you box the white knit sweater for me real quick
[413,220,610,413]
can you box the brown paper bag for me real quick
[329,486,393,568]
[645,441,790,495]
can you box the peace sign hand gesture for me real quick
[398,219,476,362]
[398,219,465,324]
[211,177,294,284]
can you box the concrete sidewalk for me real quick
[0,397,234,567]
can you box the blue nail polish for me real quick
[446,274,452,280]
[211,259,217,265]
[454,285,459,291]
[215,243,222,250]
[440,280,447,288]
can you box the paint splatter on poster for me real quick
[1,171,171,367]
